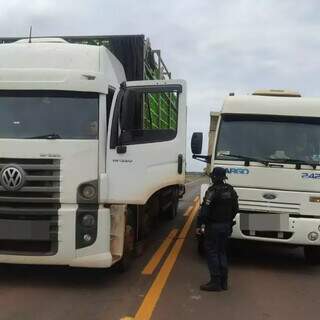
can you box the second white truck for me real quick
[192,89,320,263]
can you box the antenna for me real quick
[28,26,32,43]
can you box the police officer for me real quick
[196,167,238,291]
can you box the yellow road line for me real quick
[183,206,193,217]
[142,229,178,275]
[134,199,200,320]
[193,195,200,204]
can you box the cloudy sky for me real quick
[0,0,319,171]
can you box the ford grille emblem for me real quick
[263,193,277,200]
[0,165,26,191]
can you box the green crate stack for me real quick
[143,93,178,130]
[144,63,177,130]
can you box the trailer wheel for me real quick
[117,225,135,272]
[304,246,320,265]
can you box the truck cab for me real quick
[192,90,320,263]
[0,37,187,268]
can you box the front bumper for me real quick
[0,205,113,268]
[232,213,320,246]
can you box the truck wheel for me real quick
[304,246,320,265]
[116,225,135,272]
[166,191,179,220]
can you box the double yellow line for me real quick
[122,196,200,320]
[142,229,179,275]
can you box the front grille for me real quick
[239,199,300,214]
[0,158,60,255]
[0,158,61,203]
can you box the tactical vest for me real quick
[204,183,238,224]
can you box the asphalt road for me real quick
[0,177,319,320]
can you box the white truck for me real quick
[192,89,320,263]
[0,35,186,269]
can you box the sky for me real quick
[0,0,320,171]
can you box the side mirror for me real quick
[191,132,203,155]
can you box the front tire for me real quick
[166,189,179,220]
[304,246,320,265]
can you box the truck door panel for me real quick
[105,80,186,204]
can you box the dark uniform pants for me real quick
[204,223,231,278]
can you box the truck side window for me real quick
[143,91,178,130]
[116,85,181,146]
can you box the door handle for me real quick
[116,145,127,154]
[178,154,183,174]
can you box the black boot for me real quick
[221,274,228,290]
[200,276,222,291]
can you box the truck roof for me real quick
[0,35,172,81]
[0,40,126,93]
[222,95,320,118]
[252,89,301,97]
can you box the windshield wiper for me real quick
[27,133,62,139]
[220,153,269,166]
[268,158,318,170]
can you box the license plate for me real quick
[0,219,51,241]
[240,213,289,231]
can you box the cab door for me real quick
[105,80,186,204]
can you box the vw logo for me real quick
[263,193,277,200]
[0,165,25,191]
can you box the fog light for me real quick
[308,232,319,241]
[81,184,96,200]
[81,214,96,227]
[83,234,92,242]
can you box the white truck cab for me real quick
[0,38,187,268]
[192,90,320,263]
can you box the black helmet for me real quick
[210,167,227,181]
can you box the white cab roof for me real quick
[0,40,126,93]
[222,95,320,118]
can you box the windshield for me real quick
[215,115,320,164]
[0,91,99,139]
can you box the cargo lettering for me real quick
[301,172,320,179]
[226,168,249,175]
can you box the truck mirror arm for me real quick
[192,154,212,163]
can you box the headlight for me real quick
[81,184,96,200]
[308,232,319,242]
[81,214,96,227]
